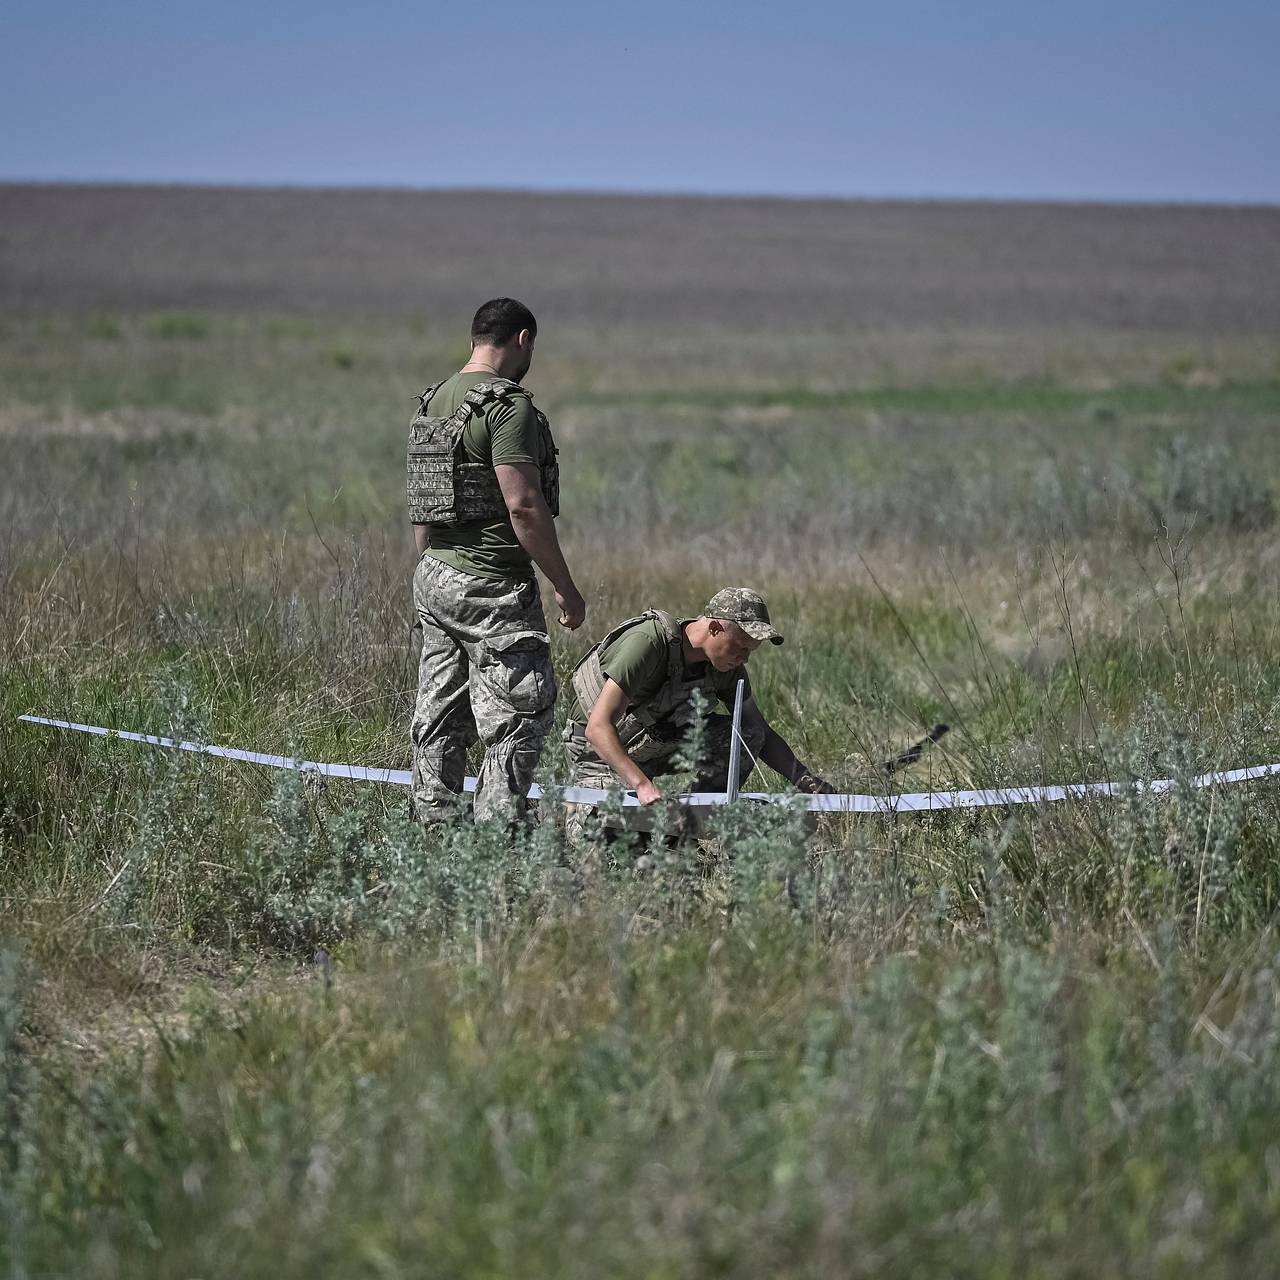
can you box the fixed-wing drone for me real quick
[20,675,1280,816]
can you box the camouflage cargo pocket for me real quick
[477,630,555,715]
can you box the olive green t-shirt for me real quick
[420,371,548,581]
[570,617,751,725]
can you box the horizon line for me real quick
[2,176,1277,213]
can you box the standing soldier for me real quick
[563,588,831,836]
[408,298,586,826]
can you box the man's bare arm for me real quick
[742,698,832,793]
[413,524,430,556]
[585,679,662,804]
[495,463,586,630]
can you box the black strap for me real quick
[416,380,446,412]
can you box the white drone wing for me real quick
[19,714,1280,815]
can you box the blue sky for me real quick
[3,0,1276,203]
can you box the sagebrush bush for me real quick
[1151,433,1275,530]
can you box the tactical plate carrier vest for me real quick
[407,377,559,526]
[570,610,721,748]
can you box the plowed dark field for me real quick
[4,183,1278,332]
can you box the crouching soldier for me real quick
[562,588,831,839]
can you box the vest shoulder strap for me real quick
[648,610,684,683]
[647,609,682,644]
[463,377,527,409]
[415,380,447,414]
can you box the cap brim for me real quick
[740,621,784,645]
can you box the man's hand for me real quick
[556,584,586,630]
[796,771,835,795]
[635,779,663,806]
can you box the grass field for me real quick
[3,183,1280,1276]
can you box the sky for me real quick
[2,0,1277,204]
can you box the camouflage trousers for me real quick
[562,711,765,843]
[410,556,556,825]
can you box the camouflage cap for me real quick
[704,587,784,645]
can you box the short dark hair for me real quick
[471,298,537,346]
